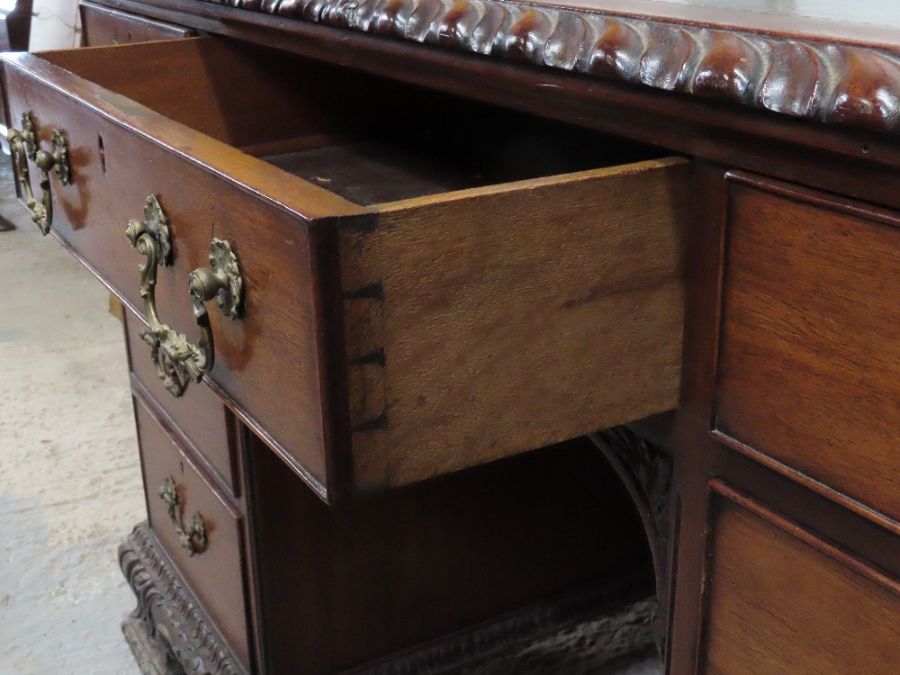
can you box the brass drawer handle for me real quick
[6,111,72,235]
[158,476,208,557]
[126,195,243,398]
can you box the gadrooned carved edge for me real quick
[589,427,673,654]
[119,522,245,675]
[206,0,900,135]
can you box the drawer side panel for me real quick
[343,159,689,489]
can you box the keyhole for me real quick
[98,134,106,174]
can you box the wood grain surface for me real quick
[2,41,369,496]
[715,174,900,526]
[700,482,900,674]
[80,0,194,46]
[658,164,900,675]
[126,311,240,495]
[245,434,652,673]
[39,38,379,160]
[343,159,690,490]
[134,393,251,668]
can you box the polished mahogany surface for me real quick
[715,175,900,527]
[701,482,900,674]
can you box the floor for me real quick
[0,158,661,674]
[0,164,145,674]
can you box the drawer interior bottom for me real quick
[259,110,663,206]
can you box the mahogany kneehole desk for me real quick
[5,0,899,672]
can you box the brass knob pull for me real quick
[158,476,207,557]
[6,111,72,235]
[126,195,242,397]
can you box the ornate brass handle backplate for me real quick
[159,476,207,556]
[126,195,243,397]
[6,111,72,235]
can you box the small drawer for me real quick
[80,1,194,46]
[125,309,238,495]
[3,38,689,499]
[134,395,250,668]
[714,174,900,524]
[701,483,900,674]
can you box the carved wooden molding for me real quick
[207,0,900,135]
[589,427,673,654]
[591,427,672,543]
[119,523,246,675]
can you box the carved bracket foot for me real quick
[119,523,245,675]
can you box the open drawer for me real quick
[2,38,689,500]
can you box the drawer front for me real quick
[1,41,363,494]
[715,174,900,524]
[701,483,900,674]
[135,395,250,667]
[80,1,194,46]
[126,310,238,494]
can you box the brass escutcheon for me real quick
[126,195,243,397]
[158,476,207,556]
[6,111,72,235]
